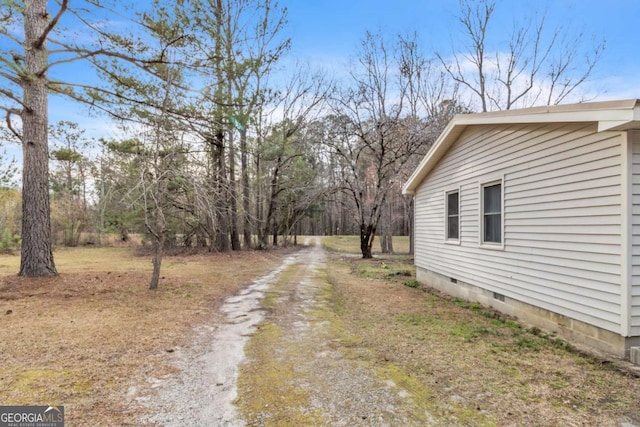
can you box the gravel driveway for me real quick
[138,238,430,426]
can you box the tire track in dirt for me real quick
[236,238,432,425]
[138,252,300,426]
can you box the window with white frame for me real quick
[481,181,502,244]
[446,190,459,240]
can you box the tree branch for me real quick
[0,87,25,107]
[2,108,22,140]
[35,0,68,49]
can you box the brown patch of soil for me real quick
[0,247,297,426]
[328,254,640,426]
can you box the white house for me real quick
[402,99,640,362]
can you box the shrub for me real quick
[404,279,420,288]
[0,228,19,254]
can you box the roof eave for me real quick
[402,99,640,196]
[402,120,466,195]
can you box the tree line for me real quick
[0,0,604,284]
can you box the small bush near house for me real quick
[404,279,420,288]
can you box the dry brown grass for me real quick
[4,241,640,426]
[320,235,410,255]
[0,247,295,426]
[326,253,640,426]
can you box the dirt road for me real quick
[139,238,429,426]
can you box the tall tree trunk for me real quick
[197,228,209,248]
[380,208,389,254]
[149,230,165,290]
[340,196,348,234]
[255,139,265,247]
[381,206,393,254]
[381,235,389,254]
[212,0,229,252]
[360,224,374,259]
[214,131,230,251]
[263,155,281,247]
[205,136,217,252]
[228,130,241,250]
[408,197,414,255]
[240,129,252,249]
[149,194,166,289]
[20,0,57,276]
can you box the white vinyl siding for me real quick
[630,132,640,335]
[414,123,624,334]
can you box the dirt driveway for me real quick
[137,238,432,425]
[136,239,640,426]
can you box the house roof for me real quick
[402,99,640,195]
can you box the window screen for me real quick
[447,191,459,240]
[483,183,501,243]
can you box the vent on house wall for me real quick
[493,292,505,302]
[450,278,457,284]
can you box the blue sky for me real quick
[281,0,640,100]
[50,0,640,131]
[4,0,640,156]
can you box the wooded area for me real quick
[0,0,604,282]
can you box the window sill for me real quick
[444,239,461,246]
[479,242,505,251]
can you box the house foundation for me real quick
[416,266,640,362]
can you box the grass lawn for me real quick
[0,246,294,426]
[320,235,410,255]
[2,240,639,426]
[320,236,640,426]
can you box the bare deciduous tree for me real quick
[438,0,605,112]
[258,65,331,247]
[328,32,433,258]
